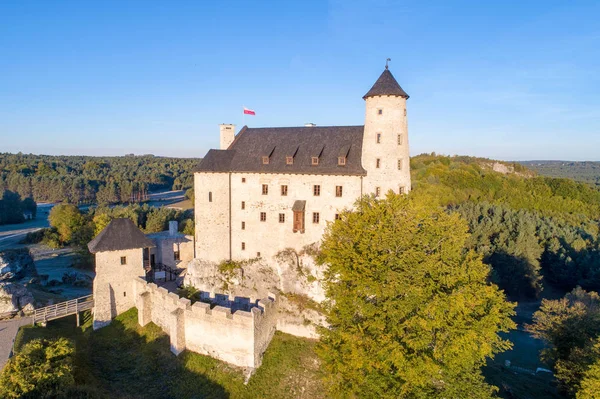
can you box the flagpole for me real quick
[242,105,245,127]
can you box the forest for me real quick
[0,190,37,225]
[521,160,600,187]
[0,153,199,204]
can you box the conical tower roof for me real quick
[88,218,154,253]
[363,68,409,99]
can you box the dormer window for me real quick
[338,156,346,166]
[311,157,319,166]
[262,156,269,165]
[286,156,293,165]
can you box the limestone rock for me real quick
[0,282,35,314]
[0,248,37,282]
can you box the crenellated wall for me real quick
[131,277,277,369]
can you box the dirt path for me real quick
[0,317,31,370]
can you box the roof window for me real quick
[262,156,269,165]
[311,157,319,166]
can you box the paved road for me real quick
[0,317,32,370]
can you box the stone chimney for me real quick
[220,124,236,149]
[169,221,178,236]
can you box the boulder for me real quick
[62,271,93,287]
[0,282,35,315]
[0,248,37,282]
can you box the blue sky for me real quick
[1,1,598,160]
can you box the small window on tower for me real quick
[242,177,246,183]
[262,156,269,165]
[376,159,381,168]
[281,185,288,196]
[398,134,403,145]
[241,221,245,230]
[376,133,381,144]
[241,201,246,210]
[404,108,407,116]
[242,242,246,250]
[208,192,212,202]
[397,159,403,170]
[262,184,268,195]
[311,157,319,165]
[286,156,293,165]
[120,256,127,265]
[399,186,406,195]
[257,252,261,257]
[336,186,343,197]
[338,156,346,166]
[378,109,383,115]
[260,212,266,222]
[375,187,381,197]
[335,213,340,220]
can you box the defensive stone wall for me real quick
[132,277,277,369]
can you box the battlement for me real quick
[131,277,278,368]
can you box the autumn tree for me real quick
[0,338,75,398]
[48,204,85,244]
[317,193,515,398]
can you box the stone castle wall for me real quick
[132,277,277,369]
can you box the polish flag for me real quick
[243,107,256,115]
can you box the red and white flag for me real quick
[243,107,256,115]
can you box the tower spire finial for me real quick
[385,58,391,70]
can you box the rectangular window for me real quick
[311,157,319,165]
[313,185,321,196]
[399,186,406,195]
[397,159,403,170]
[241,221,245,230]
[376,159,381,168]
[377,109,383,115]
[262,156,269,164]
[335,213,340,220]
[241,201,245,210]
[398,134,403,145]
[242,177,246,183]
[257,252,261,257]
[312,212,320,224]
[375,187,381,197]
[281,185,288,196]
[260,212,266,222]
[242,242,246,250]
[262,184,268,195]
[279,213,285,223]
[286,156,293,165]
[120,256,127,265]
[338,156,346,166]
[174,251,180,261]
[208,192,212,202]
[336,186,343,197]
[404,108,407,116]
[376,133,381,143]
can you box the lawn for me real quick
[13,309,326,399]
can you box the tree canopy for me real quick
[317,193,515,398]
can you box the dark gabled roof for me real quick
[88,218,154,253]
[363,69,409,99]
[193,125,367,176]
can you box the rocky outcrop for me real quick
[0,282,34,315]
[0,248,37,282]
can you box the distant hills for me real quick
[520,160,600,187]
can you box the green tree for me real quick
[317,193,515,398]
[0,338,75,398]
[527,287,600,396]
[578,341,600,399]
[48,203,85,244]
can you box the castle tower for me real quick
[361,65,411,196]
[220,124,236,149]
[88,218,154,330]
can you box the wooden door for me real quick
[293,211,305,233]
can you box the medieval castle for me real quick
[89,66,412,370]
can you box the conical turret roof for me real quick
[363,68,409,99]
